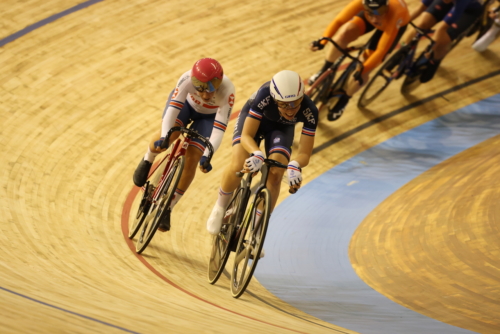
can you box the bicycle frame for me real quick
[307,37,366,106]
[147,126,214,209]
[402,23,435,76]
[148,137,190,207]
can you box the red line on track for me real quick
[121,186,307,333]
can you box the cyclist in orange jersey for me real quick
[309,0,410,120]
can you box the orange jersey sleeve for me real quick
[322,0,365,40]
[362,0,410,73]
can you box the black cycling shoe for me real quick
[158,208,171,232]
[327,92,351,121]
[419,58,441,83]
[133,159,152,187]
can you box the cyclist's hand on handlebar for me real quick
[151,137,167,153]
[199,156,212,173]
[287,160,302,188]
[289,185,300,194]
[310,39,325,51]
[243,150,265,173]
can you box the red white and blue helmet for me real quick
[191,58,224,92]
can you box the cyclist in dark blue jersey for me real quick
[402,0,484,82]
[206,70,319,243]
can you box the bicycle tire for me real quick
[305,69,335,106]
[128,181,153,239]
[207,187,244,284]
[230,188,271,298]
[136,155,185,254]
[357,48,408,108]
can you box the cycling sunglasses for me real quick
[364,5,389,16]
[275,96,304,109]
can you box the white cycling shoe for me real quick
[206,203,225,235]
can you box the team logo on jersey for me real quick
[303,108,316,124]
[274,137,280,144]
[172,88,179,99]
[258,96,271,110]
[228,93,235,107]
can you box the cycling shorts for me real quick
[232,101,293,161]
[163,89,215,152]
[426,0,483,40]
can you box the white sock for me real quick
[169,189,184,209]
[144,147,158,163]
[217,187,233,208]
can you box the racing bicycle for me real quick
[207,158,291,298]
[129,126,214,254]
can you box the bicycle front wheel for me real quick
[358,48,407,108]
[207,188,244,284]
[230,188,271,298]
[135,155,185,254]
[128,182,153,239]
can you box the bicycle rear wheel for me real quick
[306,69,335,107]
[230,188,271,298]
[207,188,244,284]
[128,181,153,239]
[358,48,407,108]
[136,155,185,254]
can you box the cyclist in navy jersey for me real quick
[206,70,318,255]
[402,0,484,82]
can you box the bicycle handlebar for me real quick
[236,158,297,194]
[317,37,365,73]
[161,126,215,168]
[408,21,435,44]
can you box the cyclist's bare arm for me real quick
[240,117,261,172]
[294,133,314,169]
[322,0,365,43]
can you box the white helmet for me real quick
[270,70,304,102]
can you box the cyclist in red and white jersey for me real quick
[133,58,235,232]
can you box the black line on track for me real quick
[313,69,500,155]
[0,0,104,47]
[0,286,140,334]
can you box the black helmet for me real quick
[363,0,389,10]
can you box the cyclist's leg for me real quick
[133,89,182,187]
[168,108,215,210]
[421,5,483,82]
[207,102,259,235]
[401,0,451,47]
[263,123,293,210]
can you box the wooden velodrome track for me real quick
[1,0,499,333]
